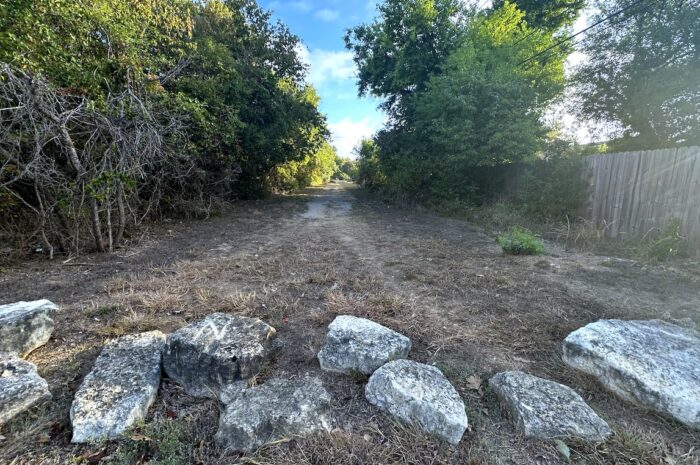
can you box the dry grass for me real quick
[1,186,698,465]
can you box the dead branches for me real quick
[0,63,186,256]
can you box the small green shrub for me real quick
[497,226,545,255]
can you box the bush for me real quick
[519,157,590,222]
[497,226,545,255]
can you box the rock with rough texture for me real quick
[70,331,166,443]
[0,354,51,425]
[318,315,411,375]
[489,371,611,441]
[215,377,332,452]
[563,319,700,430]
[365,359,468,445]
[0,300,58,357]
[163,313,276,399]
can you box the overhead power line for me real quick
[518,0,662,69]
[516,0,653,67]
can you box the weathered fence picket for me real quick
[584,146,700,252]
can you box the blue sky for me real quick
[261,0,387,158]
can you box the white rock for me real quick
[563,319,700,429]
[70,331,166,443]
[489,371,611,441]
[365,359,468,445]
[215,377,332,452]
[163,313,276,399]
[318,315,411,375]
[0,300,58,357]
[0,353,51,425]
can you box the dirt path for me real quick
[1,182,699,465]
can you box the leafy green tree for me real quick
[355,139,386,189]
[0,0,193,97]
[345,0,468,122]
[491,0,585,31]
[573,0,700,149]
[365,2,567,200]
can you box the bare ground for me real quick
[1,181,699,465]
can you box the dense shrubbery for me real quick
[347,0,570,203]
[0,0,331,256]
[348,0,697,232]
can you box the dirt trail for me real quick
[1,182,699,465]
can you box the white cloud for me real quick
[315,8,340,21]
[296,46,356,88]
[289,1,312,12]
[329,117,384,159]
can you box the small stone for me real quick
[0,300,58,357]
[0,354,51,425]
[215,377,332,452]
[489,371,611,441]
[563,319,700,429]
[318,315,411,375]
[163,313,276,399]
[365,359,468,445]
[70,331,166,443]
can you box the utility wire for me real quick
[516,0,652,67]
[519,0,661,68]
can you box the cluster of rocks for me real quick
[1,300,57,425]
[2,295,699,451]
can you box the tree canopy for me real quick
[347,0,569,201]
[572,0,700,150]
[0,0,332,255]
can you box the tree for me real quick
[491,0,586,31]
[572,0,700,149]
[345,0,468,122]
[357,2,567,201]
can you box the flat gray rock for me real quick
[70,331,166,443]
[0,300,58,357]
[215,377,332,452]
[563,319,700,429]
[489,371,611,441]
[163,313,276,399]
[0,353,51,425]
[365,359,468,445]
[318,315,411,375]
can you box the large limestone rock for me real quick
[318,315,411,375]
[0,300,58,357]
[489,371,611,441]
[0,354,51,425]
[563,319,700,430]
[365,359,468,445]
[70,331,166,443]
[215,377,332,452]
[163,313,276,399]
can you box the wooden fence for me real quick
[584,146,700,251]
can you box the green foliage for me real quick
[635,220,688,262]
[573,0,700,150]
[0,0,330,255]
[520,157,590,222]
[0,0,194,98]
[334,157,359,182]
[348,1,567,202]
[497,226,545,255]
[271,142,338,191]
[491,0,585,31]
[108,420,195,465]
[355,139,386,189]
[345,0,468,120]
